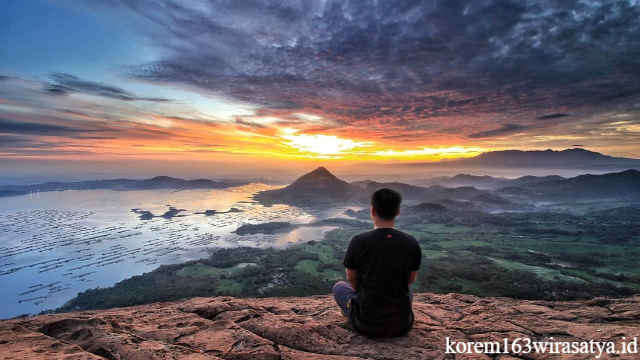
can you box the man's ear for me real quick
[396,208,401,217]
[370,206,375,220]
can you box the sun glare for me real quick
[280,129,372,157]
[373,146,486,159]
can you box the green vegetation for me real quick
[58,263,219,311]
[59,205,640,312]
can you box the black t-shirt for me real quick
[343,227,422,324]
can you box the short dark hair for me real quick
[370,188,402,221]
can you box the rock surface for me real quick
[1,293,639,359]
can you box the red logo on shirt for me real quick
[386,234,393,238]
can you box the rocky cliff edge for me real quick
[1,293,639,359]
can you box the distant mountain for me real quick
[408,202,448,213]
[0,176,241,197]
[493,186,536,199]
[350,180,378,188]
[254,167,356,206]
[421,174,507,189]
[255,167,500,207]
[269,168,640,207]
[430,198,484,212]
[506,175,565,188]
[362,181,434,199]
[397,148,640,171]
[421,174,566,190]
[441,186,485,200]
[519,169,640,201]
[472,193,536,212]
[256,166,640,211]
[445,148,640,168]
[286,167,353,193]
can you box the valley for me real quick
[57,167,640,313]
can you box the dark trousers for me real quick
[332,281,414,337]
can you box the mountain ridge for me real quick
[402,148,640,169]
[0,176,243,198]
[287,167,354,192]
[253,167,356,206]
[420,173,566,189]
[256,167,640,207]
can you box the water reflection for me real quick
[0,184,353,319]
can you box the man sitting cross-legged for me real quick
[333,188,422,337]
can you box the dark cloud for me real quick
[0,135,99,156]
[571,144,584,147]
[46,73,172,102]
[0,134,36,146]
[0,134,58,156]
[234,118,267,129]
[55,109,96,117]
[46,84,73,96]
[381,132,441,141]
[75,0,640,136]
[0,118,109,138]
[536,113,570,120]
[467,124,530,139]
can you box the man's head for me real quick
[370,188,402,222]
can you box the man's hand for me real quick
[408,270,418,285]
[346,268,358,291]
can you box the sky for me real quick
[1,0,640,180]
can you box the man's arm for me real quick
[343,235,359,290]
[408,270,418,285]
[346,268,358,291]
[408,236,422,286]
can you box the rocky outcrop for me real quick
[1,293,639,359]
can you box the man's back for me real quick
[343,227,421,324]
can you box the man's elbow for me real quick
[346,268,358,289]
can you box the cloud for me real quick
[4,1,640,160]
[0,134,37,146]
[45,84,74,96]
[467,124,530,139]
[536,113,570,120]
[0,135,100,156]
[81,0,640,135]
[0,118,110,138]
[234,118,267,129]
[46,73,172,102]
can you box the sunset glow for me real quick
[281,130,372,158]
[1,0,640,178]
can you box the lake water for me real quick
[0,184,359,319]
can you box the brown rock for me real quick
[0,293,638,359]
